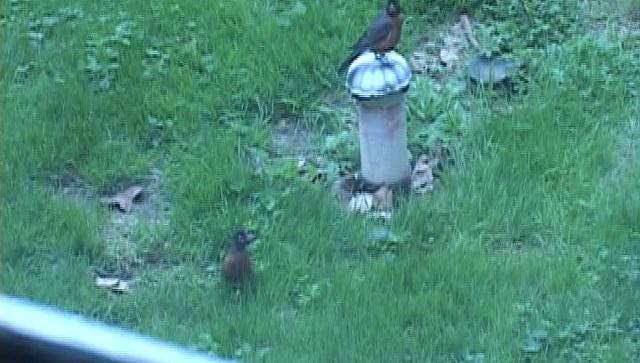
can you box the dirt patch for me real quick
[100,168,171,276]
[410,14,480,84]
[273,118,319,158]
[51,167,171,278]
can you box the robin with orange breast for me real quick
[221,229,257,286]
[338,0,405,74]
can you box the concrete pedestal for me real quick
[357,93,410,186]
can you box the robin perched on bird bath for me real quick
[221,229,257,287]
[339,0,405,74]
[340,0,412,191]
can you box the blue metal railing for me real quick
[0,294,234,363]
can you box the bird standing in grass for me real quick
[338,0,405,74]
[221,229,257,286]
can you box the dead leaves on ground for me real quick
[410,14,479,74]
[333,152,441,217]
[439,31,463,67]
[410,51,439,74]
[372,185,393,210]
[348,193,375,213]
[296,156,327,183]
[411,154,438,193]
[100,185,143,213]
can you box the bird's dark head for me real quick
[232,229,257,251]
[386,0,403,17]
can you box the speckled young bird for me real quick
[338,0,405,74]
[221,229,257,286]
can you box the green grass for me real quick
[616,0,640,19]
[2,0,640,362]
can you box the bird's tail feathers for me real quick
[338,51,360,75]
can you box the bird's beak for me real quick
[245,230,257,243]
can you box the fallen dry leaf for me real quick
[332,172,360,205]
[100,185,143,213]
[439,37,460,66]
[411,155,436,193]
[460,14,480,50]
[439,23,466,67]
[296,155,306,172]
[411,51,440,74]
[372,185,393,210]
[411,51,428,73]
[348,193,374,213]
[95,276,131,293]
[411,51,427,72]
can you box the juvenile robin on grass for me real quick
[338,0,405,74]
[221,229,257,286]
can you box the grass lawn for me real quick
[2,0,639,362]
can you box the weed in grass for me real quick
[478,0,579,54]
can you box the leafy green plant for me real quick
[478,0,579,53]
[407,76,469,155]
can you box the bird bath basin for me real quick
[467,55,520,85]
